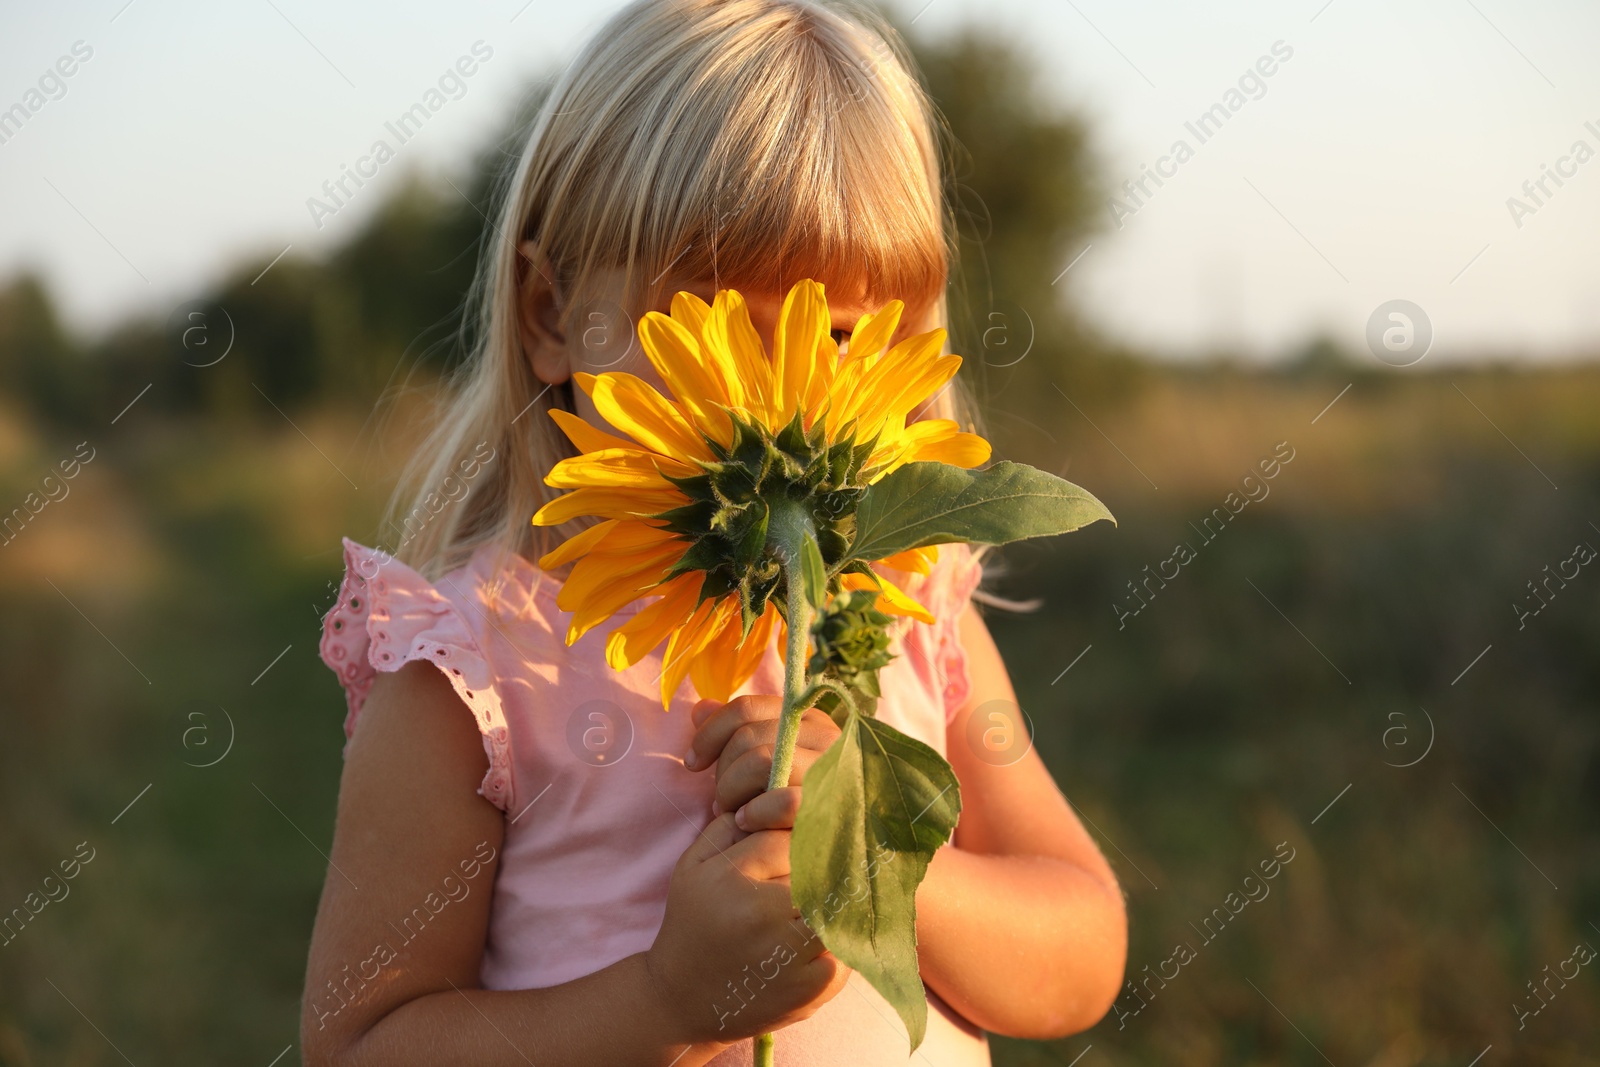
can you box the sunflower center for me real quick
[657,407,877,637]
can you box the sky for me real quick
[2,0,1598,363]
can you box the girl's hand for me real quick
[645,813,849,1043]
[683,696,842,831]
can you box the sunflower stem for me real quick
[766,545,815,792]
[756,509,821,1067]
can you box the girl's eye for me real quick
[830,328,848,345]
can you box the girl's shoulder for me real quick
[317,538,557,813]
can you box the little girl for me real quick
[301,1,1126,1063]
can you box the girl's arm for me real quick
[301,660,844,1067]
[912,603,1128,1039]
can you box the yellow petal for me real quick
[548,407,640,456]
[705,289,773,427]
[672,290,712,336]
[848,333,955,437]
[843,300,903,368]
[803,335,839,430]
[911,428,990,468]
[563,550,675,633]
[589,372,714,463]
[638,311,734,446]
[582,519,681,555]
[842,567,935,624]
[731,601,779,687]
[660,596,725,709]
[831,328,947,439]
[676,291,745,411]
[896,354,965,417]
[879,545,938,576]
[558,524,680,587]
[689,599,744,703]
[869,420,992,477]
[848,327,939,400]
[537,518,618,569]
[688,598,779,703]
[824,354,871,440]
[605,571,703,669]
[545,447,691,490]
[545,453,672,492]
[772,279,827,426]
[561,522,684,610]
[859,356,963,448]
[561,539,685,643]
[531,485,686,526]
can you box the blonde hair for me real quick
[388,0,982,580]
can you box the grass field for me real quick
[0,364,1596,1066]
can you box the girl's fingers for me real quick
[683,695,781,772]
[716,746,820,815]
[713,709,840,780]
[680,812,748,865]
[689,698,724,728]
[723,827,792,881]
[714,745,776,814]
[788,953,852,1009]
[782,921,836,968]
[735,787,802,831]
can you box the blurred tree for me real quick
[329,175,485,379]
[916,34,1097,322]
[0,273,81,424]
[209,257,331,412]
[910,28,1146,459]
[1284,332,1366,380]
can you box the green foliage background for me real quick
[0,25,1595,1067]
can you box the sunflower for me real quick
[532,278,990,710]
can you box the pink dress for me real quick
[319,535,991,1066]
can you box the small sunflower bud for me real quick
[808,588,895,704]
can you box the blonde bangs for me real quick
[635,136,948,316]
[532,0,948,315]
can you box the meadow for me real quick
[0,25,1596,1067]
[0,357,1594,1065]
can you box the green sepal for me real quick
[798,531,828,613]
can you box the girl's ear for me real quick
[517,241,568,385]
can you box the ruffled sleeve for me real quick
[318,537,515,812]
[895,542,986,724]
[932,543,986,720]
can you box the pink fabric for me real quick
[320,536,989,1065]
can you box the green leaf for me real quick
[790,713,961,1051]
[799,530,828,612]
[848,460,1115,562]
